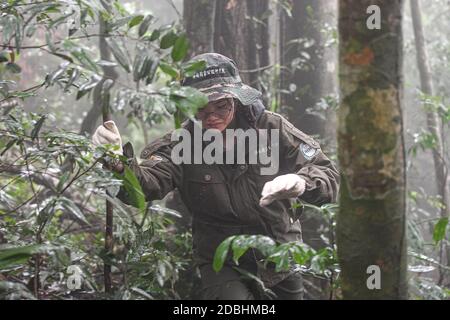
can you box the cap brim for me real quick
[199,83,262,106]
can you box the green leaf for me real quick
[145,58,159,85]
[45,30,57,53]
[108,16,133,31]
[133,50,147,82]
[49,61,70,85]
[148,29,160,42]
[106,38,131,73]
[67,44,98,73]
[433,217,449,244]
[78,74,102,93]
[171,34,189,62]
[56,172,70,191]
[138,14,153,37]
[30,115,46,141]
[0,245,42,269]
[58,197,90,225]
[213,236,235,272]
[159,62,179,79]
[231,237,250,265]
[114,167,146,213]
[160,31,178,49]
[170,86,208,118]
[128,15,144,29]
[1,139,17,157]
[182,59,206,77]
[114,1,129,16]
[64,68,80,91]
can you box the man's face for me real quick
[195,98,235,132]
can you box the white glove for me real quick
[92,120,123,155]
[259,174,306,207]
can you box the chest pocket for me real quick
[182,165,234,220]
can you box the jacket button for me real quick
[204,174,211,181]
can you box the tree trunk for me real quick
[410,0,450,286]
[279,0,336,136]
[79,14,118,136]
[410,0,449,219]
[278,0,338,299]
[214,0,270,93]
[183,0,216,58]
[337,0,407,299]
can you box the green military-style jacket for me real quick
[118,107,339,285]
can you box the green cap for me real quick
[181,53,262,105]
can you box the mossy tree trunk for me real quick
[337,0,408,299]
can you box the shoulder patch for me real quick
[300,142,318,160]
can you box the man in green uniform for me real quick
[93,53,339,300]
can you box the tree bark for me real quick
[280,0,337,136]
[410,0,449,219]
[183,0,217,58]
[214,0,270,92]
[278,0,338,299]
[337,0,407,299]
[78,14,118,136]
[410,0,450,286]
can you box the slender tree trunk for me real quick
[410,0,450,286]
[337,0,407,299]
[410,0,449,218]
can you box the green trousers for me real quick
[199,260,304,300]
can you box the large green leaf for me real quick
[159,62,179,79]
[213,236,236,272]
[171,34,189,62]
[114,167,146,214]
[160,31,177,49]
[0,244,50,269]
[231,237,251,265]
[128,15,144,29]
